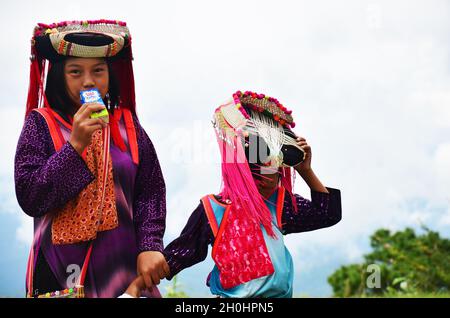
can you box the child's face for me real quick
[254,171,280,195]
[64,57,109,108]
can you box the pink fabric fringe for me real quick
[217,130,276,237]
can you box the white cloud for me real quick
[434,143,450,197]
[440,212,450,226]
[0,108,24,175]
[0,106,33,247]
[16,214,33,247]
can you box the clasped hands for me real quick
[125,251,170,298]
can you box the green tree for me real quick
[328,227,450,297]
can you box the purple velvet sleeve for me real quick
[14,111,95,218]
[132,116,167,254]
[281,187,342,234]
[163,202,214,280]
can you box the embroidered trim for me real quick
[211,204,232,260]
[201,196,219,237]
[276,187,286,230]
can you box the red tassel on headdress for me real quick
[111,48,136,114]
[26,60,39,117]
[26,47,47,118]
[281,167,298,213]
[109,108,127,152]
[218,132,276,238]
[108,49,135,152]
[107,36,134,152]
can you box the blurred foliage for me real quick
[164,275,189,298]
[328,226,450,297]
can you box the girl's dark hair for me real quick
[45,58,120,122]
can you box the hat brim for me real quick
[34,32,131,62]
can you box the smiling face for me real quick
[64,57,109,108]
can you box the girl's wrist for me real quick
[69,140,84,155]
[297,166,313,176]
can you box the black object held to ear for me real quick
[243,128,305,168]
[281,144,304,167]
[281,128,305,167]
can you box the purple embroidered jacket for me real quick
[15,110,166,297]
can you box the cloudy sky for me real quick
[0,0,449,297]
